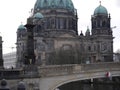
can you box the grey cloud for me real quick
[116,0,120,7]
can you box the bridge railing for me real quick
[39,64,74,77]
[39,62,120,77]
[81,62,120,71]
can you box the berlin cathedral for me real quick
[16,0,113,67]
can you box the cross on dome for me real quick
[99,1,101,5]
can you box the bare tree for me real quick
[116,49,120,54]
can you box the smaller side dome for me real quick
[85,26,90,36]
[94,4,108,15]
[34,12,44,19]
[86,27,90,32]
[18,24,26,30]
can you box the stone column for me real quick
[41,51,46,66]
[0,36,3,68]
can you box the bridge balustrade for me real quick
[0,69,22,79]
[39,62,120,77]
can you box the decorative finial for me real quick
[87,26,89,29]
[99,1,101,5]
[29,9,33,17]
[86,26,90,32]
[81,31,83,33]
[80,30,83,36]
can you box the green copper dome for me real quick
[94,5,108,15]
[18,24,26,30]
[34,0,74,11]
[34,12,44,19]
[86,26,90,32]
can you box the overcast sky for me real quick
[0,0,120,54]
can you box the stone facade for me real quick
[16,0,113,67]
[3,52,16,68]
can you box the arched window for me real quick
[97,19,100,27]
[94,45,96,51]
[47,18,51,29]
[102,20,106,27]
[63,18,67,29]
[57,18,60,29]
[51,18,55,29]
[60,18,64,29]
[88,46,91,51]
[68,18,72,29]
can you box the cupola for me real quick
[85,27,90,36]
[17,24,26,30]
[91,2,111,35]
[34,12,44,19]
[94,2,108,15]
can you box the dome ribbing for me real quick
[34,0,75,11]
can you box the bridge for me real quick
[37,62,120,90]
[0,62,120,90]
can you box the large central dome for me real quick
[34,0,75,11]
